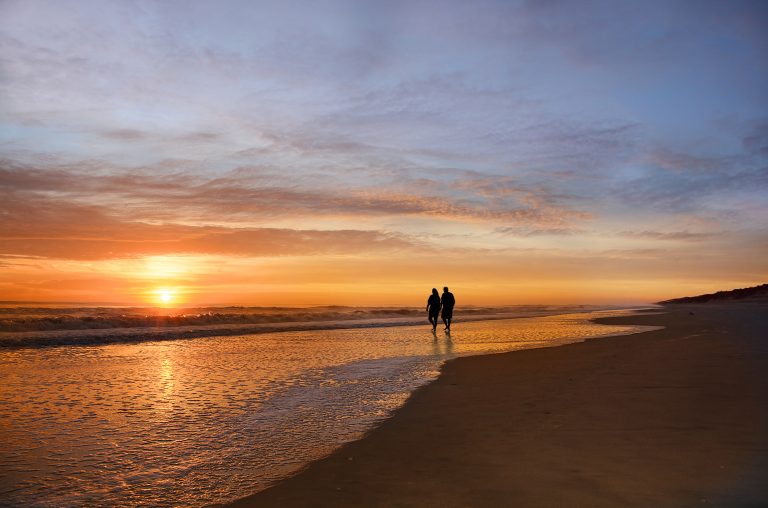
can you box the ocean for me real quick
[0,305,658,507]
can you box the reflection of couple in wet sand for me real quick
[426,286,455,332]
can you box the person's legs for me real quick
[443,310,452,331]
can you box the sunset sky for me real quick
[1,0,766,306]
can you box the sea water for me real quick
[0,309,658,507]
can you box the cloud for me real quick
[0,227,418,260]
[495,227,584,237]
[0,195,421,260]
[743,122,768,157]
[0,158,593,227]
[102,129,146,140]
[647,148,730,173]
[99,129,220,143]
[518,0,768,71]
[617,230,716,241]
[612,159,768,215]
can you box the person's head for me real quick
[432,288,438,296]
[443,286,449,293]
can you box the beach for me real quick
[0,309,652,507]
[227,303,768,507]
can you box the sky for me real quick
[1,0,767,306]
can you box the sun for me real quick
[153,288,177,306]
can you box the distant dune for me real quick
[659,283,768,304]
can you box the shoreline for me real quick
[0,307,636,349]
[223,303,768,507]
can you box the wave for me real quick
[0,305,572,332]
[0,308,413,332]
[0,305,601,348]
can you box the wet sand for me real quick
[226,304,768,507]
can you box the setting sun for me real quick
[153,288,177,306]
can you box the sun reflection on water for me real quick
[0,310,658,507]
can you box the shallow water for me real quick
[0,304,597,347]
[0,310,657,507]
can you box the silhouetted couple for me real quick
[426,287,455,332]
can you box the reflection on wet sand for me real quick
[0,310,657,507]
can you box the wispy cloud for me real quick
[612,164,768,214]
[617,230,716,241]
[495,227,584,237]
[0,159,593,227]
[0,195,421,260]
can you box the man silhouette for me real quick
[426,288,441,332]
[440,286,455,331]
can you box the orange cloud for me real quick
[1,160,592,226]
[0,197,420,260]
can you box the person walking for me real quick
[426,288,441,332]
[441,286,455,331]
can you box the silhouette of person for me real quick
[441,286,455,331]
[426,288,441,332]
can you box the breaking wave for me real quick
[0,304,603,348]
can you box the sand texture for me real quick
[225,304,768,508]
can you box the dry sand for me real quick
[225,304,768,507]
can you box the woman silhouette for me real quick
[426,288,441,332]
